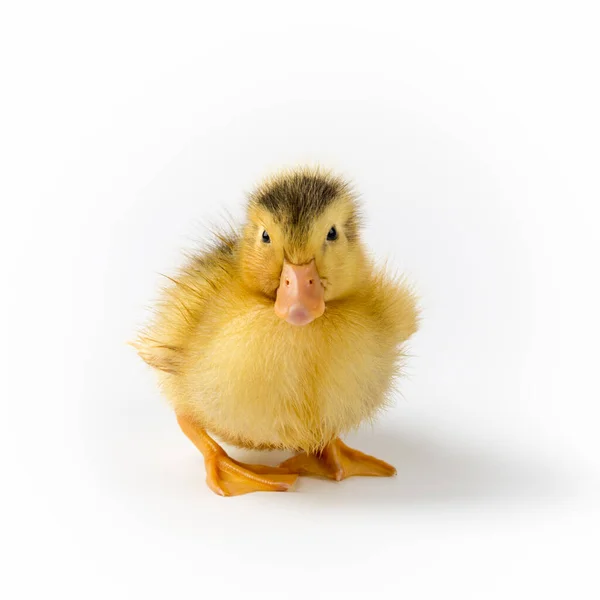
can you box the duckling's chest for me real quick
[187,306,396,449]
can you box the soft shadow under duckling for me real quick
[134,167,419,496]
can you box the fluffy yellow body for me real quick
[137,243,417,453]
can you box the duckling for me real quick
[134,167,419,496]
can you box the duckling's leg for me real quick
[177,415,298,496]
[279,438,396,481]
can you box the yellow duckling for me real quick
[134,167,418,496]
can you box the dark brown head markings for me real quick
[253,173,345,228]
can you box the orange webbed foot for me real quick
[279,438,396,481]
[205,452,299,497]
[177,415,298,497]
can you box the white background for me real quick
[1,1,599,599]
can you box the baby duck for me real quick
[135,167,418,496]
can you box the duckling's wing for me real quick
[133,234,238,374]
[371,269,419,344]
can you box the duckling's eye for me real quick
[261,230,271,244]
[326,226,338,241]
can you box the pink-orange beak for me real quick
[274,259,325,326]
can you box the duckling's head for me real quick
[240,168,367,326]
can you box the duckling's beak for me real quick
[274,259,325,326]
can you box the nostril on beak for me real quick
[308,279,313,285]
[285,279,290,286]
